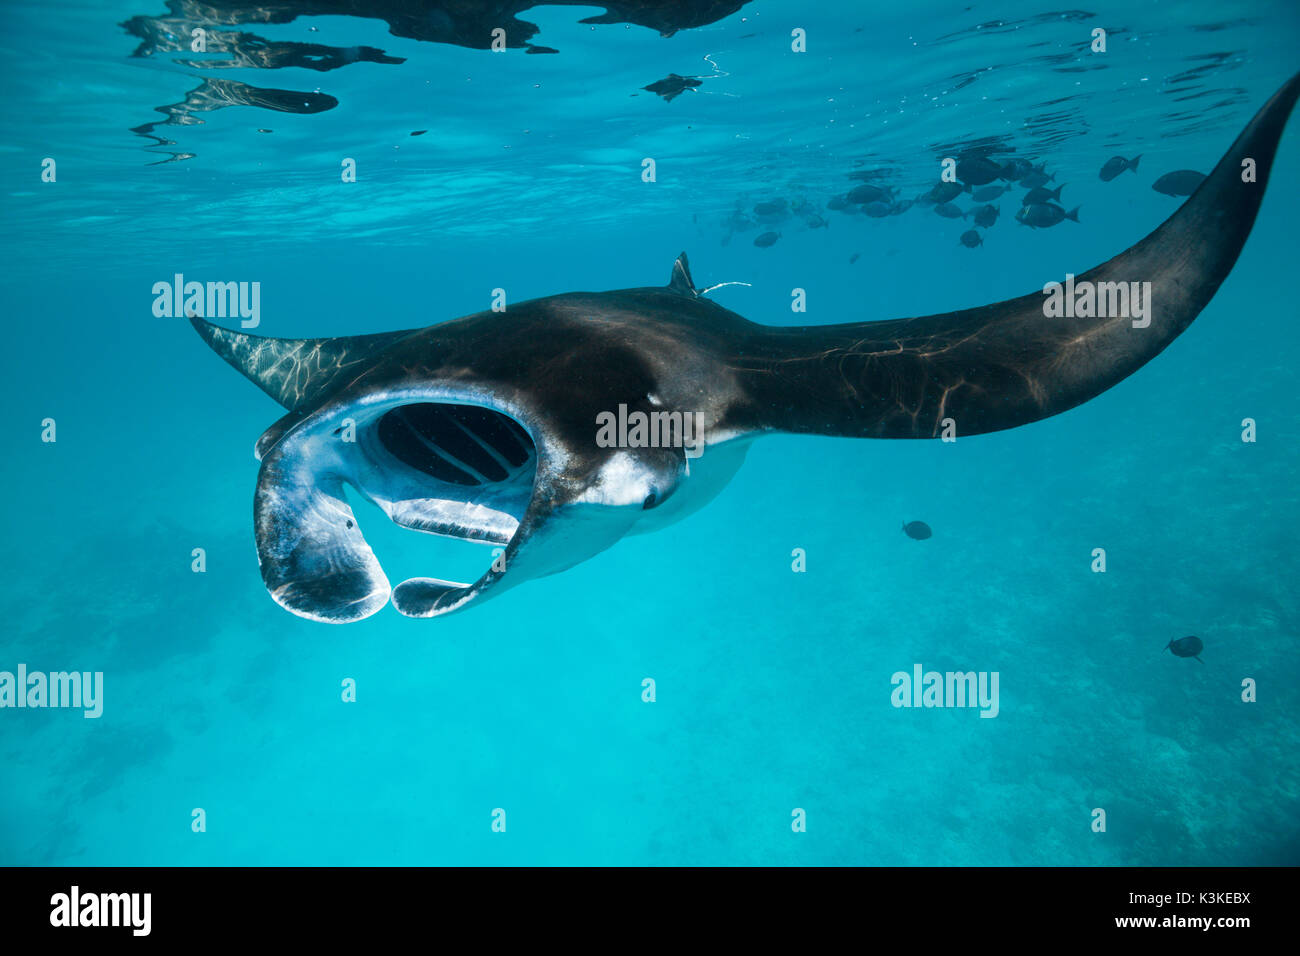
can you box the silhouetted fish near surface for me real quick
[848,252,860,264]
[957,155,1004,186]
[902,521,932,540]
[864,201,892,218]
[1000,158,1033,182]
[805,213,829,229]
[1015,203,1079,228]
[1099,154,1141,181]
[827,195,849,210]
[1020,164,1055,189]
[959,230,983,248]
[753,231,780,247]
[724,213,755,234]
[926,181,965,203]
[847,183,893,205]
[1023,184,1065,205]
[643,73,703,102]
[972,184,1007,201]
[1153,170,1207,196]
[889,199,914,215]
[754,199,788,217]
[934,202,965,219]
[972,204,999,228]
[1166,635,1204,662]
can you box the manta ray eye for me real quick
[642,492,658,509]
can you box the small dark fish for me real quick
[864,201,892,218]
[410,130,428,137]
[256,128,273,133]
[753,199,788,216]
[926,181,965,203]
[827,195,850,210]
[805,213,829,229]
[999,158,1033,182]
[849,252,860,264]
[972,204,999,228]
[1019,164,1055,189]
[971,184,1007,202]
[888,198,914,216]
[959,229,983,248]
[847,183,893,205]
[1166,635,1204,663]
[1152,170,1207,197]
[933,202,965,219]
[643,73,703,102]
[902,520,932,540]
[1015,203,1079,228]
[1022,184,1064,206]
[753,231,780,247]
[957,155,1004,186]
[1099,154,1141,181]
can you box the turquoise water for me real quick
[1,0,1298,865]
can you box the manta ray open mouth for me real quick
[251,389,543,624]
[367,402,536,543]
[378,404,533,490]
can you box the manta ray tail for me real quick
[189,315,415,411]
[734,71,1300,439]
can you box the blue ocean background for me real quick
[1,0,1297,865]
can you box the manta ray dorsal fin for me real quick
[190,315,415,411]
[666,251,698,297]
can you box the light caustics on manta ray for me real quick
[193,72,1300,624]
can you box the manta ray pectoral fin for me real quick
[190,315,417,411]
[735,71,1300,440]
[254,443,390,623]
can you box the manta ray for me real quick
[194,72,1299,623]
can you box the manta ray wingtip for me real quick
[186,309,221,344]
[191,316,419,411]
